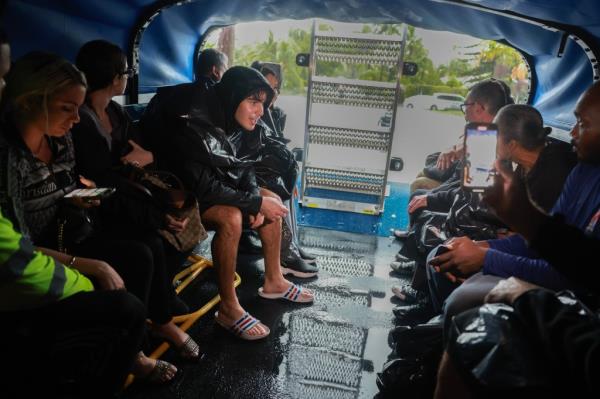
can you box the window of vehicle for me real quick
[202,22,531,183]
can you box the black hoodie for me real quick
[169,66,275,215]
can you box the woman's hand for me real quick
[83,259,125,291]
[121,140,154,167]
[165,214,189,233]
[67,176,101,208]
[38,247,125,291]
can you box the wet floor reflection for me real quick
[124,227,404,399]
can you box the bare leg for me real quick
[434,351,472,399]
[257,188,313,301]
[202,205,267,337]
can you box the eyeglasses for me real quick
[120,68,136,78]
[460,102,475,114]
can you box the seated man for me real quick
[428,91,599,324]
[392,79,515,308]
[407,79,514,219]
[435,82,600,395]
[249,60,318,276]
[168,66,314,340]
[139,48,228,168]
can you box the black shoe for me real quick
[297,246,317,264]
[390,260,416,276]
[238,230,262,255]
[392,229,409,239]
[391,284,426,304]
[281,250,319,278]
[395,253,412,262]
[393,302,434,324]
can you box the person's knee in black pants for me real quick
[441,272,504,339]
[426,245,461,313]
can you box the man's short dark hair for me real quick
[195,48,227,79]
[496,104,552,151]
[469,78,515,115]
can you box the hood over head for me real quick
[214,66,275,132]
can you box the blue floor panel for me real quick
[297,182,410,237]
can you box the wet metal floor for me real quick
[124,227,405,399]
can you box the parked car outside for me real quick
[404,93,465,111]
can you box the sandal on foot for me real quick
[139,359,177,384]
[214,311,270,341]
[176,335,201,360]
[258,283,314,303]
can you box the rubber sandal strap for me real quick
[283,284,302,301]
[231,312,260,336]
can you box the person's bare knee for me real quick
[203,206,243,239]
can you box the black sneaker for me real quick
[390,260,416,276]
[391,284,426,304]
[393,302,434,324]
[392,229,409,239]
[297,246,317,264]
[395,253,412,262]
[281,250,319,278]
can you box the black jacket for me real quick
[428,139,577,214]
[168,66,275,215]
[139,81,208,169]
[71,101,166,231]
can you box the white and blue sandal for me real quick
[258,283,314,303]
[214,311,270,341]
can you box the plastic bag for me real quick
[253,137,298,201]
[448,303,551,388]
[377,320,443,398]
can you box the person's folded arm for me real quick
[482,248,571,291]
[487,234,536,257]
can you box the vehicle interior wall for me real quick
[3,0,599,130]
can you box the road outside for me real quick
[276,95,467,183]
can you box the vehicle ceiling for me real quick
[4,0,600,130]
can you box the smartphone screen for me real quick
[462,122,498,192]
[64,188,115,199]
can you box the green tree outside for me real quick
[228,22,529,101]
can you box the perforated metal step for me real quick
[305,167,384,195]
[315,32,403,65]
[289,313,367,357]
[309,124,391,151]
[311,77,397,109]
[317,256,374,277]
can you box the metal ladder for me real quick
[300,21,407,215]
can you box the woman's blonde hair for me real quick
[3,51,87,126]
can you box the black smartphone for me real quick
[64,188,116,200]
[462,122,498,192]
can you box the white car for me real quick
[404,93,465,111]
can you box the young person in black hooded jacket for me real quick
[166,66,314,340]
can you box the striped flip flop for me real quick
[258,283,314,303]
[214,311,270,341]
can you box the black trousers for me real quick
[75,230,177,325]
[1,290,146,398]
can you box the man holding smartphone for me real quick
[392,80,514,319]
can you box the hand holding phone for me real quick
[462,122,498,192]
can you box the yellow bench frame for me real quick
[125,254,241,387]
